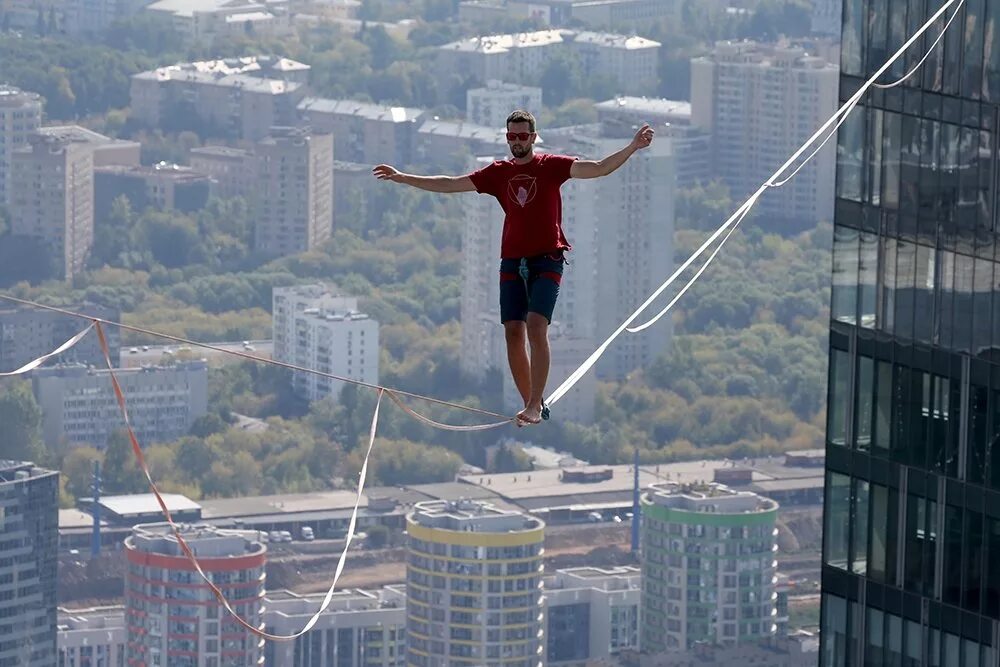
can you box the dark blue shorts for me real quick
[499,253,565,324]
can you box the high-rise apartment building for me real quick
[31,360,208,448]
[641,482,779,653]
[0,461,59,667]
[0,85,42,206]
[272,284,379,401]
[130,57,307,141]
[819,0,1000,664]
[405,499,546,667]
[691,41,839,226]
[254,127,334,256]
[124,523,266,666]
[10,132,94,281]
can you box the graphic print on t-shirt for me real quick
[507,174,537,208]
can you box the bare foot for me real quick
[516,405,542,425]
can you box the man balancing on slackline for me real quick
[373,110,655,425]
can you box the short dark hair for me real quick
[506,110,536,132]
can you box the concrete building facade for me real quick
[467,80,543,128]
[546,566,641,666]
[10,132,94,281]
[0,85,42,207]
[691,41,839,225]
[272,284,379,402]
[0,462,58,667]
[189,145,258,200]
[254,127,334,256]
[297,97,424,166]
[0,302,119,372]
[31,361,208,449]
[36,125,141,167]
[405,500,546,667]
[124,523,266,666]
[640,482,779,653]
[143,0,294,47]
[57,606,128,667]
[265,587,407,666]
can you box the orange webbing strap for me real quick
[0,322,95,376]
[94,321,384,641]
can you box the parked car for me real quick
[300,526,315,541]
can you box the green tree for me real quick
[0,381,45,462]
[102,430,147,494]
[62,446,103,500]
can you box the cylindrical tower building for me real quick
[124,523,266,666]
[405,499,545,667]
[640,482,779,652]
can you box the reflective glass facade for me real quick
[822,0,1000,662]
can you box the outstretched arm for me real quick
[372,164,476,193]
[570,123,655,179]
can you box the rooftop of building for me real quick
[570,30,661,49]
[440,29,570,53]
[595,96,692,119]
[57,605,126,631]
[546,565,641,591]
[456,453,823,504]
[0,84,43,106]
[297,96,424,122]
[133,56,307,92]
[0,460,56,484]
[417,118,508,143]
[469,79,543,94]
[189,145,253,158]
[698,39,838,69]
[146,0,283,18]
[409,499,544,533]
[127,522,266,558]
[645,481,780,514]
[265,586,406,616]
[95,162,211,182]
[36,125,141,149]
[99,493,202,518]
[32,360,208,378]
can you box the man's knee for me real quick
[504,321,527,344]
[525,314,548,344]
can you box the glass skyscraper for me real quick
[822,0,1000,662]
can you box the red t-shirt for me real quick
[469,153,576,259]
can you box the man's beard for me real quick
[510,145,530,158]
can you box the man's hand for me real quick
[631,124,654,150]
[372,164,406,182]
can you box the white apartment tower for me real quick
[124,523,266,666]
[0,85,42,206]
[405,500,546,667]
[254,127,334,256]
[272,284,379,401]
[467,81,543,128]
[691,41,839,225]
[641,482,780,653]
[10,132,94,281]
